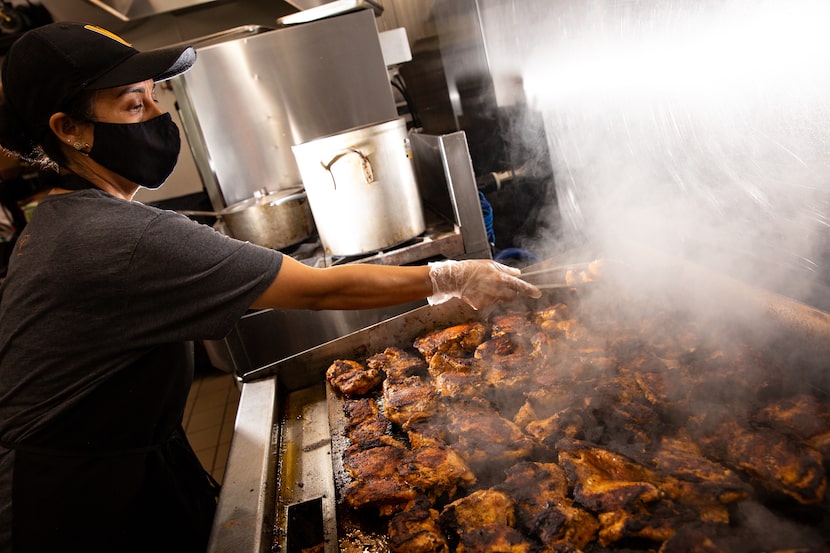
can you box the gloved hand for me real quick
[427,259,542,310]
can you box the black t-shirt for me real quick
[0,187,282,547]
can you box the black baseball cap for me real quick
[1,22,196,141]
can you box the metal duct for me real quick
[86,0,223,21]
[281,0,382,18]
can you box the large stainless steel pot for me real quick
[291,118,426,256]
[182,187,316,251]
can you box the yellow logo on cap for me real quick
[83,24,132,47]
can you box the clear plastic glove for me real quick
[427,259,542,310]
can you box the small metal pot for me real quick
[182,187,316,251]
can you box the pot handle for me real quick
[266,190,308,207]
[319,148,374,189]
[178,209,221,217]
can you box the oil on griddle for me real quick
[325,292,830,553]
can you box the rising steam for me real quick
[501,0,830,310]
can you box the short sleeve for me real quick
[121,211,282,342]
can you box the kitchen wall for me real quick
[375,0,437,46]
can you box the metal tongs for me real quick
[519,259,605,289]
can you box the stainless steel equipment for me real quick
[292,117,426,256]
[279,0,384,25]
[208,130,491,379]
[180,188,316,251]
[207,252,830,552]
[170,10,398,210]
[87,0,222,21]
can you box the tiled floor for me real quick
[183,368,241,484]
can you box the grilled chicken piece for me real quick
[808,432,830,461]
[597,503,678,546]
[433,371,488,406]
[632,364,692,408]
[584,376,663,450]
[399,443,477,502]
[691,407,827,505]
[342,443,418,515]
[404,414,452,449]
[326,359,383,397]
[344,434,475,516]
[388,497,449,553]
[526,372,662,451]
[648,433,751,518]
[557,441,663,512]
[474,334,534,390]
[753,393,830,459]
[533,302,569,330]
[439,489,516,531]
[489,310,536,337]
[455,524,535,553]
[545,318,591,343]
[438,489,531,553]
[383,373,440,428]
[531,339,616,386]
[512,401,539,431]
[413,321,488,363]
[343,397,393,450]
[440,489,533,552]
[367,347,428,380]
[558,440,714,547]
[525,333,569,386]
[639,315,703,358]
[497,462,599,549]
[636,363,701,396]
[525,405,590,447]
[544,309,614,355]
[679,342,784,408]
[444,401,539,480]
[517,383,593,427]
[428,351,481,380]
[597,401,662,451]
[658,525,728,553]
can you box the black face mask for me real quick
[88,112,181,190]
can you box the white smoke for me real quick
[491,0,830,309]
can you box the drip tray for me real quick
[274,383,338,552]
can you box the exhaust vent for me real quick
[278,0,382,26]
[86,0,223,21]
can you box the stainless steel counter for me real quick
[206,377,279,553]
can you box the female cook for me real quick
[0,22,540,553]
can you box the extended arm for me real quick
[251,256,541,311]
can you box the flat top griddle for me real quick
[209,253,830,553]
